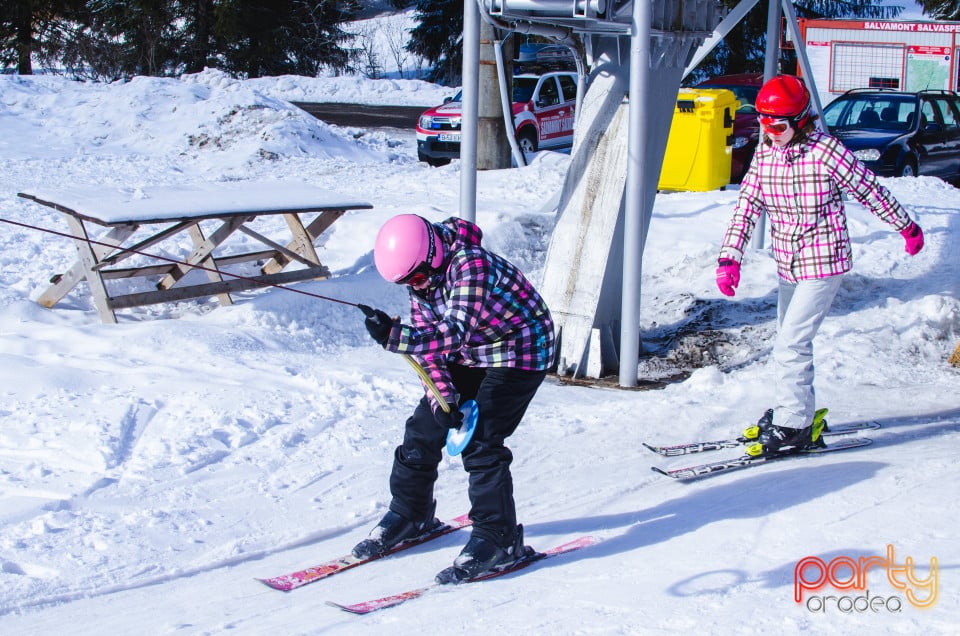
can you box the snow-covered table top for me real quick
[21,180,373,323]
[19,181,372,225]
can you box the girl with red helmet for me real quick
[716,75,924,457]
[355,214,555,583]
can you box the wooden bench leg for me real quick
[188,225,233,307]
[260,210,345,275]
[37,225,136,310]
[158,216,247,292]
[60,216,122,323]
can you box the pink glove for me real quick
[901,222,924,256]
[716,259,740,297]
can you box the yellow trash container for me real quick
[658,88,738,191]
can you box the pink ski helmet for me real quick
[373,214,445,285]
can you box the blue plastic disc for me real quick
[445,400,479,456]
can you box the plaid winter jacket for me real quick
[720,130,913,282]
[384,217,555,409]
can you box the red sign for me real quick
[908,45,951,56]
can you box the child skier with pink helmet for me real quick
[356,213,555,584]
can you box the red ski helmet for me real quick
[373,214,445,285]
[756,75,812,129]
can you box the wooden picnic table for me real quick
[18,181,372,323]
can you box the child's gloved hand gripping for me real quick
[358,304,394,346]
[433,406,464,429]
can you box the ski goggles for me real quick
[397,262,434,287]
[758,116,792,135]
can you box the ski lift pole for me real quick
[752,0,783,252]
[493,37,527,167]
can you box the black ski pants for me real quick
[388,364,546,548]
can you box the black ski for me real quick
[643,421,879,457]
[652,437,874,480]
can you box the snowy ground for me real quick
[0,64,958,635]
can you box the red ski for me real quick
[326,535,598,614]
[257,514,472,591]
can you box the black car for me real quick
[822,88,960,180]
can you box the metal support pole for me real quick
[782,0,826,129]
[494,38,527,167]
[763,0,780,81]
[683,0,761,79]
[619,0,651,388]
[752,0,782,250]
[460,0,480,222]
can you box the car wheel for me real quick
[517,130,538,154]
[897,159,917,177]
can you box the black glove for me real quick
[433,405,464,429]
[358,304,394,346]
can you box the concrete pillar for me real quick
[478,22,514,170]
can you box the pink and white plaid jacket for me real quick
[720,130,913,282]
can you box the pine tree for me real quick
[215,0,359,78]
[916,0,955,20]
[3,0,360,80]
[182,0,216,74]
[0,0,85,74]
[407,0,461,85]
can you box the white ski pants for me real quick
[773,275,843,430]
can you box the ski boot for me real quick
[743,408,828,457]
[435,524,531,584]
[352,500,441,559]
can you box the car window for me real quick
[920,99,937,127]
[822,100,847,128]
[558,75,577,103]
[513,78,537,104]
[948,98,960,126]
[874,99,916,131]
[824,95,918,130]
[933,97,960,130]
[538,77,560,107]
[703,84,758,113]
[717,86,760,113]
[824,98,875,128]
[729,87,759,113]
